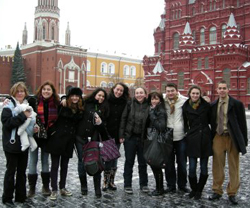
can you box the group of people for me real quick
[1,80,247,206]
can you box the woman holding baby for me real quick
[1,82,33,205]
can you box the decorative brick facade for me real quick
[143,0,250,107]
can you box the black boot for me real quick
[151,169,164,196]
[28,174,38,198]
[41,172,51,196]
[194,174,208,200]
[109,168,117,190]
[102,170,110,191]
[79,175,88,195]
[188,176,197,199]
[94,174,102,198]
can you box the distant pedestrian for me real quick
[164,83,189,193]
[182,85,212,200]
[1,82,33,205]
[209,80,248,205]
[119,87,149,194]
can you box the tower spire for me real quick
[22,22,28,46]
[65,22,71,46]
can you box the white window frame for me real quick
[101,62,108,74]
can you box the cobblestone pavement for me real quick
[0,112,250,207]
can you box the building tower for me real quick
[34,0,60,43]
[22,23,28,46]
[65,22,71,46]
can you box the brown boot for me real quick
[41,172,51,196]
[28,174,38,198]
[109,168,117,190]
[102,170,110,191]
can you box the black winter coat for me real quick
[76,100,108,145]
[147,104,167,132]
[210,96,248,155]
[106,94,127,144]
[182,98,212,158]
[1,97,28,154]
[119,98,149,141]
[45,106,83,158]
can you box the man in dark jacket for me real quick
[209,80,248,205]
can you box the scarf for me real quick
[167,96,178,114]
[37,95,58,129]
[189,99,201,110]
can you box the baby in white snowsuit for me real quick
[14,103,38,151]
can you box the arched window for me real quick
[198,58,202,69]
[221,24,227,40]
[100,81,107,88]
[87,60,91,72]
[200,28,205,45]
[237,0,240,7]
[210,1,213,11]
[130,66,136,77]
[43,26,46,39]
[175,10,178,19]
[172,11,175,19]
[108,63,115,74]
[192,30,196,42]
[201,4,204,13]
[205,57,209,69]
[101,62,107,74]
[192,7,195,16]
[222,0,226,8]
[123,65,130,76]
[209,26,217,44]
[223,68,231,88]
[213,1,216,10]
[173,33,179,49]
[179,10,181,18]
[178,71,184,89]
[51,26,54,40]
[247,78,250,94]
[158,42,161,53]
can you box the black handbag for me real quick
[143,128,173,168]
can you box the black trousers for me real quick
[50,154,70,191]
[2,151,28,203]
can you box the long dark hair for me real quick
[84,88,109,117]
[110,82,130,100]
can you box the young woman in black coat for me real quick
[182,85,212,200]
[45,87,84,200]
[75,88,109,198]
[103,83,129,191]
[146,92,167,196]
[1,82,33,205]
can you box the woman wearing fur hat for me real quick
[45,87,84,200]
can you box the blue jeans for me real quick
[75,141,86,178]
[28,147,49,174]
[165,139,187,189]
[123,135,148,188]
[189,157,208,178]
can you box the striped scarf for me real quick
[189,99,201,110]
[37,95,58,129]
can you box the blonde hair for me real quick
[10,82,28,97]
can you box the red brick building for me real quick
[143,0,250,106]
[0,0,87,95]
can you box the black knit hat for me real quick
[67,87,82,98]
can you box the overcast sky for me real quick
[0,0,164,58]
